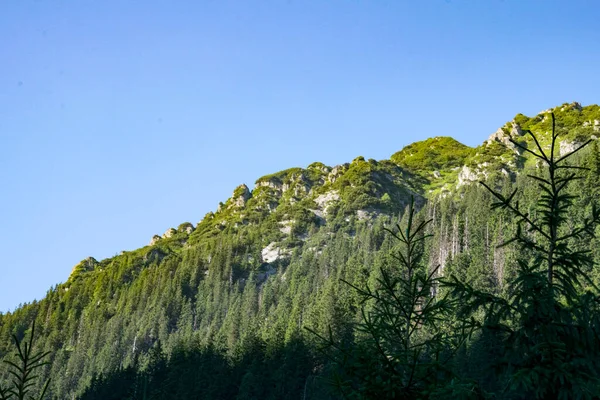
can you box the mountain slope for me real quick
[1,102,599,398]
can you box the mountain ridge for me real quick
[2,101,600,398]
[140,101,599,267]
[59,101,600,283]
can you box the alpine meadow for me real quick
[2,102,600,399]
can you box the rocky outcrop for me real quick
[560,102,583,112]
[177,222,195,234]
[162,228,177,239]
[356,209,381,221]
[309,190,340,220]
[282,173,312,197]
[76,257,98,272]
[559,140,582,156]
[486,127,518,151]
[257,180,283,191]
[485,120,524,152]
[150,235,162,246]
[260,242,292,264]
[261,242,280,263]
[278,220,294,235]
[261,242,290,263]
[310,208,325,220]
[457,165,479,187]
[308,162,331,175]
[327,164,349,183]
[510,121,523,137]
[314,190,340,209]
[487,128,512,147]
[68,257,99,281]
[457,162,493,187]
[232,184,251,207]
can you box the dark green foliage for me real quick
[446,113,600,399]
[309,198,476,399]
[80,337,321,400]
[0,322,50,400]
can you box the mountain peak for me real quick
[390,136,473,175]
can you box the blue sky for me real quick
[1,0,599,311]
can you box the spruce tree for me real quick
[446,112,600,398]
[309,197,475,399]
[0,322,50,400]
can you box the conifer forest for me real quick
[2,103,600,399]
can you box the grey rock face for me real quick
[559,140,580,156]
[356,209,381,221]
[510,122,523,137]
[162,228,177,239]
[261,242,290,263]
[233,184,252,207]
[314,190,340,209]
[257,180,283,191]
[457,165,478,187]
[486,128,516,151]
[327,164,349,183]
[178,222,195,234]
[278,220,294,235]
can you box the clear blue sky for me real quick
[1,0,599,311]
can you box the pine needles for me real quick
[446,112,600,399]
[309,197,476,399]
[0,322,50,400]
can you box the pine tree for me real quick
[446,112,600,398]
[309,197,475,399]
[0,322,50,400]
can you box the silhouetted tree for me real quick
[447,113,600,398]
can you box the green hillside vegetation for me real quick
[391,136,474,173]
[1,102,600,399]
[390,136,479,195]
